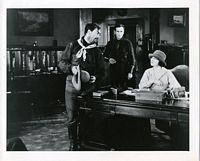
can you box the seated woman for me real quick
[139,50,181,91]
[139,50,181,134]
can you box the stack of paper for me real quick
[93,90,109,97]
[120,90,136,96]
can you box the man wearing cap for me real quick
[58,23,104,151]
[139,50,181,91]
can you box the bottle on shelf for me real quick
[33,41,38,47]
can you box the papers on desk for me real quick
[172,97,189,101]
[93,90,109,97]
[120,89,137,96]
[120,89,190,102]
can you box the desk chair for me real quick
[156,65,189,131]
[155,65,189,150]
[171,65,189,91]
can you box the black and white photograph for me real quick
[1,1,199,161]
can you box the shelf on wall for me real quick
[7,46,66,76]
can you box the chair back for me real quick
[171,65,189,91]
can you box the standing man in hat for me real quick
[58,23,104,151]
[139,50,181,91]
[104,24,137,90]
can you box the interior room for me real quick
[7,8,189,151]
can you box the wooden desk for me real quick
[78,95,189,150]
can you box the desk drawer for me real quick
[82,102,115,114]
[178,113,189,123]
[115,105,175,121]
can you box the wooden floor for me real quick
[7,111,173,151]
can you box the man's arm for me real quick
[81,49,105,96]
[103,41,111,62]
[126,39,136,80]
[58,42,73,74]
[104,41,117,64]
[128,40,136,73]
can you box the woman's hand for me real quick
[148,79,154,87]
[148,79,162,87]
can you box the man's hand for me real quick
[71,66,78,75]
[109,58,117,64]
[128,73,133,80]
[89,76,96,83]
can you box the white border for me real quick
[0,0,199,161]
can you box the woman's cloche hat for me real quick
[149,50,166,66]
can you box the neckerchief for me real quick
[76,38,97,61]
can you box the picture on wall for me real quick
[168,12,186,27]
[15,9,53,36]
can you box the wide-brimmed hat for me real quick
[149,50,166,66]
[80,70,90,83]
[72,69,90,91]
